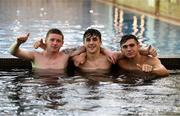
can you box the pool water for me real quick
[0,0,180,115]
[0,69,180,115]
[0,0,180,57]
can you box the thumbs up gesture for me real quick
[17,33,30,44]
[33,38,46,49]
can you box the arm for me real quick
[137,57,169,77]
[34,39,86,57]
[9,33,34,61]
[151,58,169,77]
[100,47,119,64]
[139,45,157,57]
[101,45,157,63]
[72,52,86,67]
[62,46,86,57]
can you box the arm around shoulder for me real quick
[62,46,86,57]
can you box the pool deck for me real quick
[0,55,180,70]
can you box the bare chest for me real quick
[79,58,111,70]
[33,53,69,70]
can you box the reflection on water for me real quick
[0,0,179,57]
[0,69,180,115]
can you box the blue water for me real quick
[0,0,180,57]
[0,0,180,115]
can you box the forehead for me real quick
[84,35,100,40]
[47,33,63,40]
[122,39,137,45]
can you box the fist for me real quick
[17,33,30,44]
[137,64,153,73]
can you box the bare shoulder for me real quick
[145,56,161,65]
[117,57,127,65]
[33,50,44,56]
[100,53,110,61]
[59,51,70,58]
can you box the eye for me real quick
[129,44,135,47]
[122,45,128,49]
[93,37,98,41]
[86,38,90,42]
[50,38,55,42]
[56,39,62,43]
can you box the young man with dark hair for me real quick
[74,28,112,72]
[72,29,158,74]
[117,34,169,77]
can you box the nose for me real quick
[89,39,94,44]
[127,46,132,51]
[52,40,58,45]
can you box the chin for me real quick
[126,55,135,58]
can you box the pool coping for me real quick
[0,55,180,70]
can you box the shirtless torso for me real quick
[78,53,112,73]
[32,51,69,70]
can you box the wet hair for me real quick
[45,28,64,40]
[83,28,101,42]
[120,34,139,46]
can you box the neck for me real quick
[43,50,60,58]
[128,53,142,64]
[86,51,100,61]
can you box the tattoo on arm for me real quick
[62,46,81,54]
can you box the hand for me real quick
[137,64,153,73]
[73,53,86,67]
[107,52,117,64]
[147,45,157,57]
[33,38,45,49]
[17,33,30,44]
[101,48,117,64]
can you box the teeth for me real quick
[88,45,95,48]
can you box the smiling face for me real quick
[84,35,102,54]
[83,29,102,54]
[121,38,140,59]
[45,33,63,53]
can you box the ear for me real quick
[45,38,47,43]
[137,42,141,48]
[120,48,123,52]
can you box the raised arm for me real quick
[10,33,34,61]
[139,45,157,57]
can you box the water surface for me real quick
[0,0,180,57]
[0,69,180,115]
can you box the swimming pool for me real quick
[0,0,180,115]
[0,0,180,57]
[0,69,180,115]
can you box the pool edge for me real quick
[0,55,179,70]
